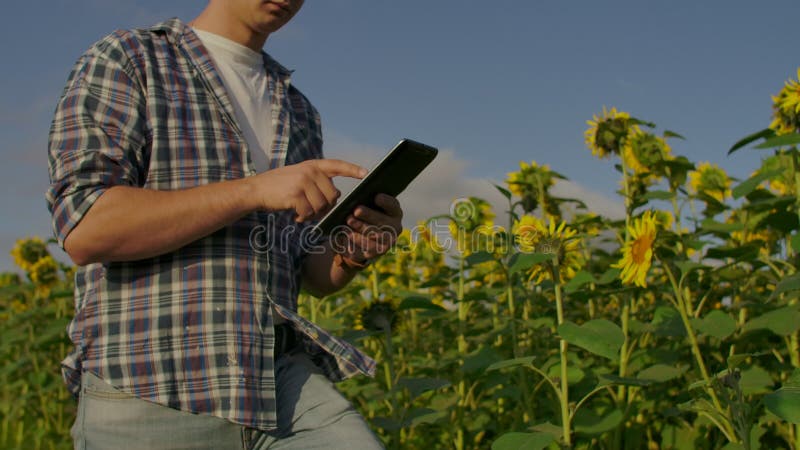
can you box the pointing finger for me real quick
[313,159,368,179]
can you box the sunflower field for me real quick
[3,71,800,450]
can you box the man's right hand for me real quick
[248,159,367,222]
[63,158,367,265]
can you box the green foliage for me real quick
[1,240,73,450]
[8,70,800,450]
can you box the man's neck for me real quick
[191,6,268,53]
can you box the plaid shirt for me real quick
[46,18,376,431]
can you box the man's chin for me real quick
[250,16,291,35]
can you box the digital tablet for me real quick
[312,138,438,236]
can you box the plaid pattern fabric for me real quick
[46,18,376,431]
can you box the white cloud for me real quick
[323,132,625,229]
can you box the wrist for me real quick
[236,176,265,213]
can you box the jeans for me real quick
[71,351,384,449]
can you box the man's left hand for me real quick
[341,193,403,261]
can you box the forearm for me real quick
[301,241,361,298]
[64,179,256,265]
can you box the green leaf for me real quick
[765,370,800,423]
[732,169,783,199]
[547,363,585,384]
[787,368,800,386]
[487,356,537,372]
[727,353,769,369]
[398,296,446,312]
[573,408,624,435]
[491,432,556,450]
[557,319,624,361]
[739,365,774,395]
[757,210,799,234]
[372,416,402,431]
[396,377,451,400]
[693,310,736,340]
[466,251,496,266]
[509,253,553,275]
[402,407,447,427]
[564,270,595,293]
[649,306,686,337]
[597,268,621,285]
[629,117,656,128]
[525,317,555,330]
[642,190,675,201]
[598,374,653,387]
[705,244,760,261]
[462,346,503,373]
[675,261,707,278]
[728,128,775,155]
[755,132,800,149]
[792,234,800,254]
[530,422,562,440]
[743,305,800,336]
[637,364,686,382]
[493,183,513,201]
[549,196,588,210]
[663,130,686,140]
[764,388,800,423]
[661,423,700,450]
[700,219,744,233]
[772,273,800,298]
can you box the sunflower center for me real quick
[633,134,668,167]
[631,235,654,264]
[536,237,562,257]
[596,118,629,153]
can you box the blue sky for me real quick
[1,0,798,272]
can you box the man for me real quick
[46,1,400,448]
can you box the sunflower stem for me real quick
[536,171,548,219]
[383,326,401,447]
[614,133,634,450]
[457,256,467,354]
[620,153,633,241]
[792,148,800,260]
[662,260,738,442]
[507,273,519,358]
[455,254,467,450]
[616,302,630,403]
[370,263,380,300]
[553,258,572,448]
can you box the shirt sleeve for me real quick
[294,100,326,263]
[46,37,148,249]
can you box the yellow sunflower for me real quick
[757,154,793,196]
[688,162,731,203]
[571,212,605,238]
[653,210,674,232]
[621,127,672,176]
[29,255,59,297]
[727,210,779,258]
[0,272,21,288]
[512,215,582,284]
[769,68,800,135]
[354,300,398,332]
[10,237,49,272]
[613,211,659,288]
[449,197,496,255]
[506,160,557,213]
[585,107,633,159]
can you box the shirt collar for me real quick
[150,17,294,77]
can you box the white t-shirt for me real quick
[193,28,273,173]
